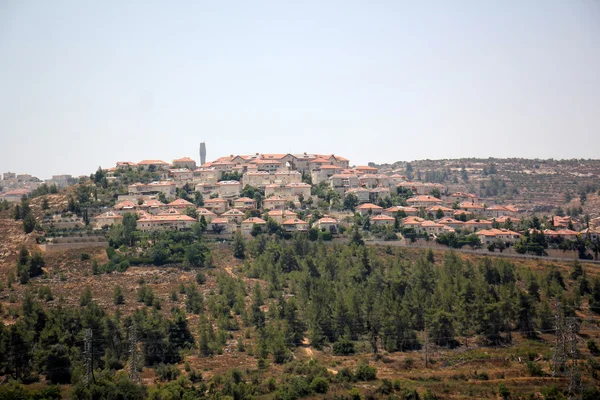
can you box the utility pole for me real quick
[84,328,94,386]
[567,317,582,399]
[552,300,566,377]
[424,327,429,368]
[129,322,140,384]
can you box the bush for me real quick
[355,362,377,381]
[333,339,355,355]
[376,379,393,395]
[156,363,181,381]
[310,376,329,394]
[588,339,600,355]
[526,361,544,377]
[80,253,90,261]
[498,383,510,400]
[196,271,206,285]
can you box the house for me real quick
[354,166,378,175]
[580,228,600,241]
[241,217,267,235]
[458,202,485,213]
[273,170,302,185]
[359,174,379,188]
[0,189,31,203]
[437,217,465,230]
[242,171,272,188]
[266,210,297,224]
[453,210,473,219]
[172,157,197,170]
[128,181,176,197]
[137,160,170,170]
[286,182,311,200]
[346,188,371,203]
[370,187,391,202]
[356,203,384,216]
[233,197,257,210]
[208,217,233,234]
[544,229,579,241]
[370,214,395,227]
[94,211,123,228]
[406,195,443,207]
[485,205,519,218]
[553,216,574,229]
[193,168,221,183]
[204,198,229,214]
[476,229,521,245]
[196,208,217,222]
[418,220,445,236]
[329,174,359,194]
[397,182,445,195]
[250,158,281,172]
[314,217,338,232]
[282,218,309,232]
[447,192,479,203]
[426,205,455,217]
[311,165,343,184]
[464,219,494,232]
[116,161,137,169]
[194,182,219,197]
[113,200,137,214]
[167,198,195,210]
[169,169,194,182]
[222,209,245,224]
[136,214,196,231]
[217,180,241,199]
[263,196,286,210]
[139,199,166,214]
[400,217,425,230]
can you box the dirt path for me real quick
[300,338,337,375]
[224,266,236,278]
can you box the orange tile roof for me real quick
[243,217,266,224]
[205,198,228,203]
[95,211,123,220]
[138,214,196,222]
[371,215,395,221]
[357,203,383,210]
[168,199,194,207]
[173,157,196,163]
[283,218,307,225]
[114,200,136,209]
[211,217,229,224]
[137,160,169,165]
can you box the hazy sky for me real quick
[1,1,599,179]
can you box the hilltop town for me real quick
[3,152,599,259]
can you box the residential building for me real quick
[356,203,383,216]
[464,219,494,232]
[241,217,267,235]
[169,169,194,182]
[426,205,455,217]
[94,211,123,228]
[167,198,195,210]
[311,165,342,184]
[137,160,170,170]
[437,217,465,230]
[263,196,286,210]
[242,171,271,188]
[406,195,443,207]
[222,209,245,224]
[0,189,31,203]
[266,210,297,224]
[233,197,257,210]
[128,181,176,197]
[544,229,579,241]
[193,168,221,183]
[370,214,395,227]
[136,214,196,231]
[204,198,228,214]
[139,199,166,214]
[282,218,309,232]
[418,220,445,236]
[383,206,418,217]
[196,207,217,222]
[313,217,338,231]
[354,165,378,175]
[217,180,242,199]
[458,201,485,213]
[329,173,359,194]
[369,187,390,202]
[485,205,519,218]
[477,229,521,245]
[172,157,197,170]
[401,216,425,229]
[208,217,233,234]
[273,170,302,185]
[194,182,219,197]
[346,188,370,203]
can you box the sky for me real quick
[1,1,599,179]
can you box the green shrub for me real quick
[310,376,329,394]
[526,361,544,377]
[587,339,600,355]
[156,363,181,381]
[333,339,355,355]
[355,362,377,381]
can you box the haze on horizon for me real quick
[1,1,599,179]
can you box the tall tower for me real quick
[200,142,206,165]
